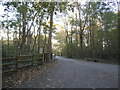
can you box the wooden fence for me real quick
[1,53,44,73]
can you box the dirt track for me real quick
[19,56,118,88]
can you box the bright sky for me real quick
[0,0,118,41]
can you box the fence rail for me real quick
[1,53,44,73]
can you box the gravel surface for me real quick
[19,56,118,88]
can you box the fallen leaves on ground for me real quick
[2,62,56,88]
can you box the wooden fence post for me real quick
[16,56,18,70]
[42,54,44,65]
[32,54,34,66]
[39,54,41,65]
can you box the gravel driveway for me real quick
[19,56,118,88]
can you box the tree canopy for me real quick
[0,1,118,63]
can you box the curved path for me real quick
[19,56,118,88]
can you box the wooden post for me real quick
[39,54,42,65]
[32,54,34,66]
[39,46,44,65]
[43,53,45,64]
[16,56,18,70]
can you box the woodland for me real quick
[0,1,119,63]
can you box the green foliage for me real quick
[54,1,118,63]
[84,58,94,61]
[1,1,118,64]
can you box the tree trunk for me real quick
[19,2,27,55]
[77,3,83,58]
[7,28,9,57]
[75,12,79,57]
[38,13,44,53]
[47,3,54,62]
[66,32,69,57]
[44,32,47,53]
